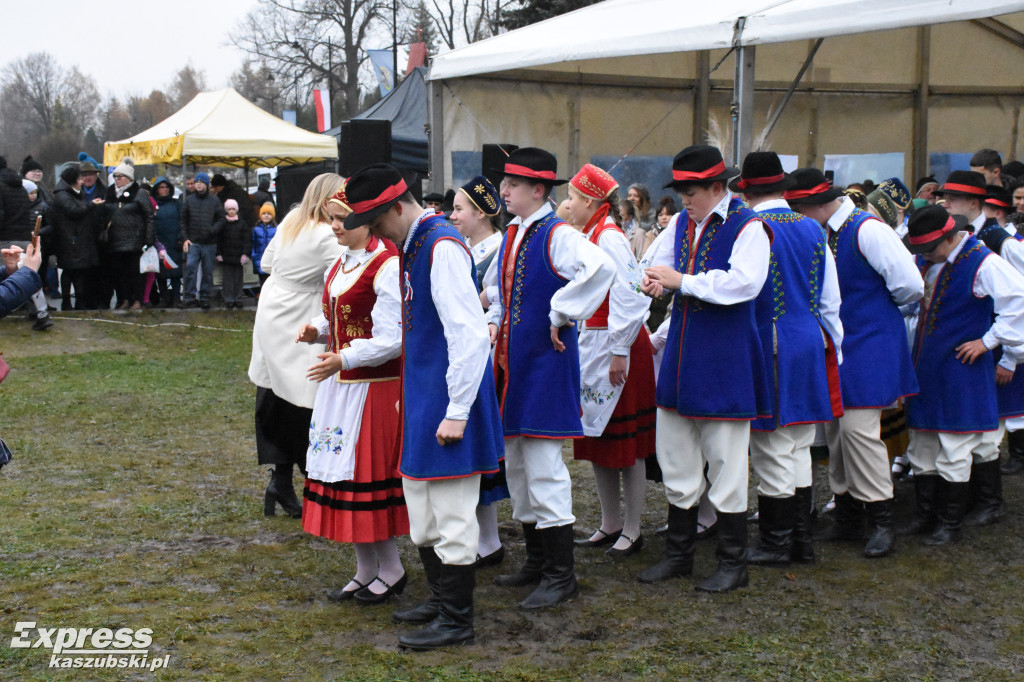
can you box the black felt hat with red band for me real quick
[343,163,410,230]
[663,145,739,189]
[934,170,987,199]
[492,147,567,186]
[728,151,794,194]
[902,204,968,254]
[985,184,1012,210]
[783,168,845,205]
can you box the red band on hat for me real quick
[672,161,726,182]
[986,198,1011,208]
[348,179,408,214]
[784,182,831,200]
[909,216,956,245]
[736,173,786,190]
[941,183,986,196]
[504,163,557,181]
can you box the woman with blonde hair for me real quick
[249,173,346,518]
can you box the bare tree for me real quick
[0,52,99,139]
[231,0,388,122]
[409,0,511,51]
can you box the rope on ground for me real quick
[50,315,251,333]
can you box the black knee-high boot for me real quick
[264,465,302,518]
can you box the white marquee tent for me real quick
[425,0,1024,189]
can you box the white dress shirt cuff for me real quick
[445,403,471,421]
[549,310,570,328]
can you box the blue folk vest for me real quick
[398,213,504,479]
[494,213,583,438]
[831,208,919,408]
[997,233,1024,419]
[752,208,843,431]
[656,197,772,420]
[906,236,998,432]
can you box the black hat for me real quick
[728,151,793,194]
[663,145,739,189]
[934,170,987,199]
[21,155,42,175]
[423,191,444,204]
[210,173,228,188]
[343,163,409,230]
[985,184,1012,211]
[458,175,501,217]
[903,205,967,254]
[914,175,939,195]
[492,147,567,186]
[783,168,845,205]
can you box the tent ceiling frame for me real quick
[971,17,1024,50]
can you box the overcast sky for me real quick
[0,0,259,98]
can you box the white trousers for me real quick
[403,475,481,565]
[824,408,893,502]
[749,423,816,497]
[906,429,991,483]
[655,409,750,514]
[974,421,1005,464]
[504,437,575,529]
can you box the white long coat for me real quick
[248,221,344,408]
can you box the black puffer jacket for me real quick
[51,179,100,269]
[102,182,155,254]
[0,167,32,242]
[179,190,225,245]
[216,218,252,264]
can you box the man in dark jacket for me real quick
[252,174,275,211]
[179,172,225,309]
[0,156,52,329]
[51,166,101,310]
[210,173,257,227]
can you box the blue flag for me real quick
[368,50,396,97]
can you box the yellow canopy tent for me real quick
[103,87,338,168]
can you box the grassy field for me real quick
[2,309,1024,680]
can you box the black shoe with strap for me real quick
[493,522,544,587]
[354,573,407,605]
[394,547,443,624]
[398,563,475,650]
[637,504,697,583]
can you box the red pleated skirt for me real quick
[574,327,657,468]
[302,379,409,543]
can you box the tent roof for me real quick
[429,0,1024,80]
[104,88,338,168]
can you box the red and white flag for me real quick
[313,89,331,132]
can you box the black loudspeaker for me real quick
[482,143,518,189]
[339,120,392,176]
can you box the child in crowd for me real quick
[252,203,277,286]
[216,199,252,309]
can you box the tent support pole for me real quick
[761,39,822,143]
[731,16,755,166]
[692,50,710,145]
[428,79,445,193]
[912,26,931,184]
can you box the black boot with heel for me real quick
[264,465,302,518]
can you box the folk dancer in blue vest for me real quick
[566,163,656,559]
[786,168,923,558]
[731,152,844,567]
[345,164,504,650]
[901,205,1024,544]
[639,145,772,593]
[971,180,1024,485]
[485,147,615,609]
[449,175,510,568]
[944,171,1017,525]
